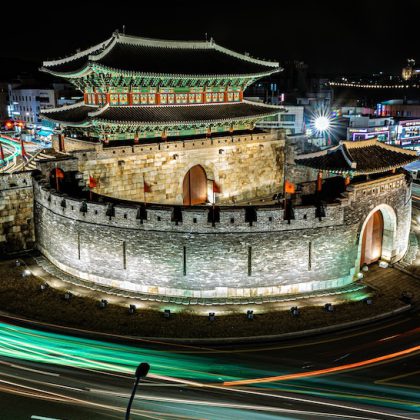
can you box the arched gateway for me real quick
[183,165,207,205]
[358,204,397,268]
[360,210,384,266]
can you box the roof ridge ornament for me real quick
[340,143,357,169]
[41,101,96,114]
[42,36,114,67]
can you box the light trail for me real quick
[0,375,402,420]
[223,345,420,386]
[0,136,21,163]
[0,320,419,417]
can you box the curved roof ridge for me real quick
[89,36,119,62]
[295,144,340,160]
[342,138,418,156]
[90,62,280,79]
[41,101,97,114]
[242,99,284,109]
[341,138,378,149]
[340,143,357,169]
[115,33,279,67]
[116,32,211,49]
[212,42,279,68]
[43,36,114,67]
[88,102,110,117]
[375,140,418,156]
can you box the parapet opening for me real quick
[245,206,257,226]
[171,206,183,225]
[208,206,220,226]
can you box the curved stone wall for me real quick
[33,173,412,298]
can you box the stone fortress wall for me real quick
[56,132,285,205]
[33,167,411,298]
[0,171,35,253]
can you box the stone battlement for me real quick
[0,171,33,190]
[0,171,34,253]
[33,178,344,233]
[33,171,412,298]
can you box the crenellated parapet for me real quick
[32,171,412,299]
[33,177,344,234]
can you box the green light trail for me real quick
[0,137,21,162]
[0,322,263,383]
[0,321,418,413]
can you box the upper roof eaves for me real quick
[41,32,280,78]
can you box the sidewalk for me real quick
[2,252,418,316]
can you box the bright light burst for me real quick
[309,106,339,141]
[314,116,330,132]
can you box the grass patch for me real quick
[0,260,406,339]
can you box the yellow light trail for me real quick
[223,345,420,386]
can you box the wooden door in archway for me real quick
[360,210,384,267]
[183,165,207,205]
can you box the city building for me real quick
[346,115,394,142]
[256,105,304,135]
[377,100,420,118]
[8,84,56,125]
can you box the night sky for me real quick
[1,0,419,77]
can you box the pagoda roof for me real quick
[41,103,98,127]
[41,32,280,80]
[41,100,282,127]
[295,139,418,175]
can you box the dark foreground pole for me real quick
[125,362,150,420]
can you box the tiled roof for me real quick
[93,102,280,125]
[41,103,96,125]
[295,139,418,174]
[41,101,281,127]
[41,33,280,78]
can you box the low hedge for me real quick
[0,260,406,339]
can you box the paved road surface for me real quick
[0,309,418,419]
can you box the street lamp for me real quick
[125,362,150,420]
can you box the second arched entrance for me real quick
[360,210,384,267]
[183,165,208,206]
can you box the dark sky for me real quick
[1,0,419,76]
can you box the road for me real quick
[0,309,419,420]
[0,134,50,173]
[0,176,418,419]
